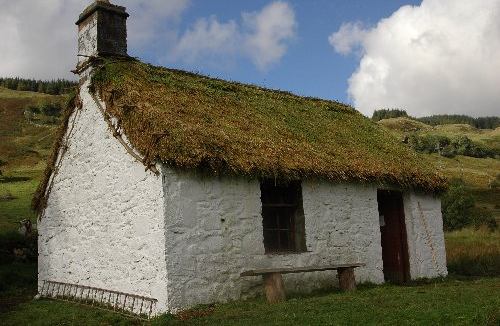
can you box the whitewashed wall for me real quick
[77,14,98,64]
[404,192,448,278]
[161,171,385,311]
[38,78,169,313]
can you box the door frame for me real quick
[377,189,410,283]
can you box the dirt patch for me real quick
[175,304,216,321]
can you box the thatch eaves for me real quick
[87,58,446,192]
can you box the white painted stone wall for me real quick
[77,14,98,64]
[161,172,385,311]
[404,192,448,278]
[38,76,169,313]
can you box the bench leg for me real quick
[337,267,356,291]
[263,272,286,303]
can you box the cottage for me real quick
[36,0,448,315]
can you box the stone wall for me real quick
[77,2,128,64]
[77,13,98,64]
[38,78,169,313]
[404,192,448,278]
[161,171,385,311]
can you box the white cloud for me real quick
[0,0,189,80]
[243,1,297,70]
[0,1,293,80]
[328,22,367,56]
[0,0,80,80]
[172,1,296,70]
[329,0,500,117]
[123,0,190,48]
[171,17,239,64]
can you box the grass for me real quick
[1,298,138,326]
[378,117,500,153]
[431,154,500,189]
[0,86,63,234]
[0,86,64,168]
[0,170,41,235]
[1,277,499,325]
[445,228,500,277]
[0,262,37,314]
[0,87,56,100]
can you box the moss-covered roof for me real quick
[90,58,446,192]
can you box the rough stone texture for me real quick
[77,4,127,63]
[161,173,385,311]
[77,13,98,63]
[403,192,448,278]
[96,9,127,56]
[38,77,168,313]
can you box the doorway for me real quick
[377,190,410,283]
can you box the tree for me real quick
[441,179,476,231]
[441,179,497,231]
[418,114,500,129]
[41,103,62,117]
[372,109,408,121]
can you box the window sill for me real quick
[264,250,310,256]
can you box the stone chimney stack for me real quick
[76,0,129,67]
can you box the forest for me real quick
[372,109,499,129]
[0,77,77,95]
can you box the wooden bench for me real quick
[240,263,365,303]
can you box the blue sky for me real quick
[0,0,498,117]
[134,0,420,105]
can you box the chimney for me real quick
[75,0,129,67]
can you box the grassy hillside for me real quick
[0,87,65,168]
[378,117,500,221]
[378,117,500,153]
[0,87,66,233]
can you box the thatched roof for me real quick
[89,58,445,192]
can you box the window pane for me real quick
[278,212,290,230]
[262,207,278,229]
[260,179,306,253]
[264,230,279,252]
[279,230,290,250]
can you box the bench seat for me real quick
[241,263,365,303]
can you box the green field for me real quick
[1,277,498,325]
[0,88,499,324]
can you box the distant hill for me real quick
[0,77,77,96]
[378,117,500,221]
[372,109,500,129]
[418,115,500,129]
[378,117,500,155]
[0,87,66,169]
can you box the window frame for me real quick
[260,179,306,254]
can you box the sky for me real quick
[0,0,499,117]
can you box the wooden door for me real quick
[377,190,410,283]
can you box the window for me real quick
[260,179,306,253]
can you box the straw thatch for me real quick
[87,58,446,192]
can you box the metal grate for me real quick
[39,280,157,319]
